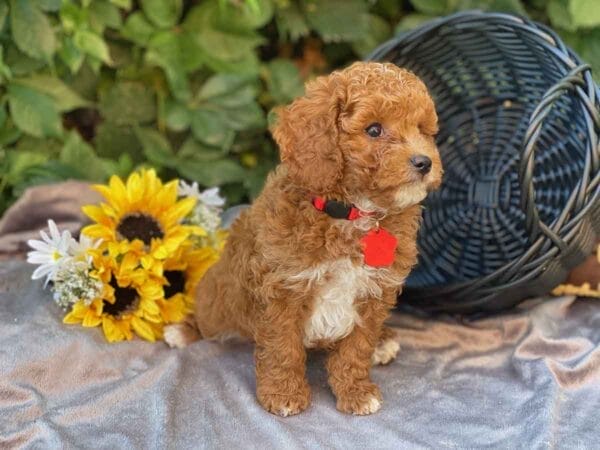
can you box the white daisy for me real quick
[27,220,74,285]
[69,233,100,264]
[178,181,225,207]
[199,187,226,207]
[178,180,201,199]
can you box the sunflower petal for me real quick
[102,317,125,342]
[126,171,143,204]
[82,205,112,226]
[82,310,102,327]
[140,298,161,315]
[131,317,156,342]
[119,319,134,340]
[165,197,196,223]
[63,311,82,324]
[82,224,115,241]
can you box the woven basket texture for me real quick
[368,11,600,315]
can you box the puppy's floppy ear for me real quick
[270,74,347,193]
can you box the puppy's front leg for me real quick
[326,292,394,415]
[254,299,310,417]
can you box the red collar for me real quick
[312,196,397,267]
[312,197,367,220]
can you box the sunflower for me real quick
[63,257,165,343]
[158,244,223,323]
[82,169,204,269]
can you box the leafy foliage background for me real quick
[0,0,598,214]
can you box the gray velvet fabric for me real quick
[1,260,599,449]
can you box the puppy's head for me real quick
[271,61,442,211]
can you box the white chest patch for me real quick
[292,259,386,347]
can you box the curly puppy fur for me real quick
[168,62,442,416]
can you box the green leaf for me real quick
[94,123,144,161]
[60,131,107,181]
[122,12,156,46]
[145,31,201,101]
[566,28,600,81]
[15,135,62,155]
[59,37,85,73]
[371,0,403,19]
[212,0,274,32]
[222,102,265,131]
[569,0,600,28]
[263,59,304,105]
[304,0,370,43]
[548,0,576,31]
[14,75,91,111]
[0,3,9,30]
[110,0,131,8]
[0,119,21,147]
[177,137,224,161]
[352,14,392,57]
[74,30,112,64]
[410,0,447,15]
[0,47,12,82]
[140,0,182,28]
[4,44,45,76]
[89,1,123,32]
[65,62,99,100]
[134,127,176,167]
[4,150,49,185]
[59,1,86,33]
[164,100,191,131]
[275,3,309,41]
[176,157,246,186]
[100,153,133,179]
[191,108,234,150]
[448,0,524,13]
[33,0,60,11]
[7,83,62,137]
[10,0,57,60]
[199,50,261,75]
[14,160,85,195]
[197,73,257,107]
[0,106,6,130]
[184,3,265,63]
[99,81,156,126]
[395,14,436,33]
[487,0,526,14]
[529,0,547,6]
[244,164,273,199]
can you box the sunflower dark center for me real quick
[164,270,186,298]
[104,279,139,316]
[117,212,164,245]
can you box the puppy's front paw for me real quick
[258,387,311,417]
[335,382,382,415]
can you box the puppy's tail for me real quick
[164,315,201,348]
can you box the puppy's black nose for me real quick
[410,155,432,175]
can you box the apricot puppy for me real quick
[166,62,442,416]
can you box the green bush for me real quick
[0,0,598,214]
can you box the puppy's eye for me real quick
[365,123,383,138]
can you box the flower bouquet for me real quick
[26,169,226,343]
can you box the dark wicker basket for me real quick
[368,11,600,315]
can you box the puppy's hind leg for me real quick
[164,315,201,349]
[371,326,401,366]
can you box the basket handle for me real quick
[519,64,598,250]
